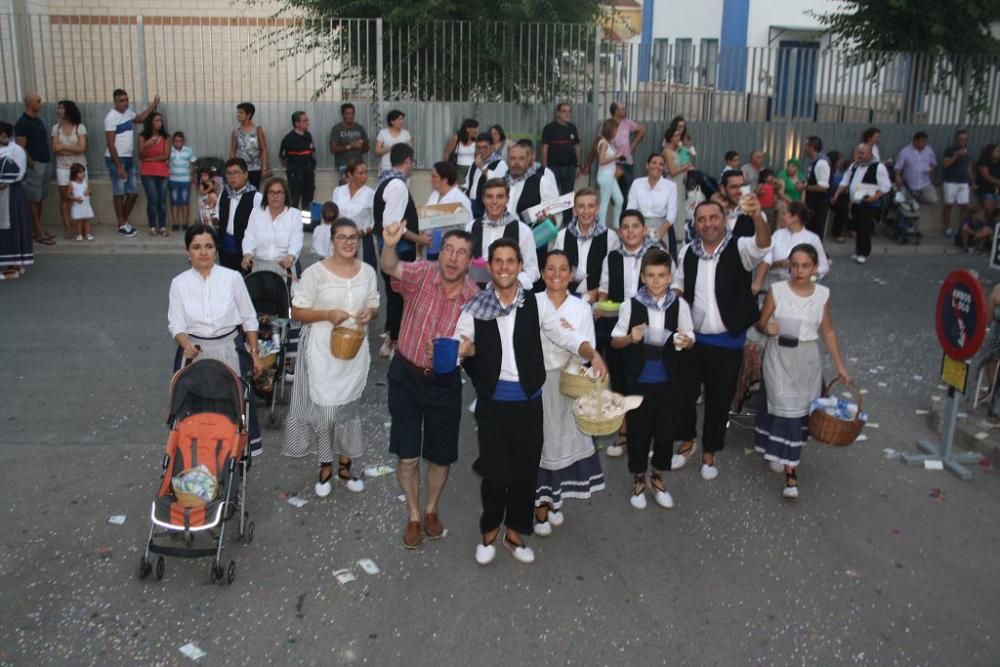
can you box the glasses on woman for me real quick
[334,234,359,244]
[267,190,284,196]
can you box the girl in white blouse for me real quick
[330,159,376,269]
[283,218,380,496]
[241,177,303,277]
[167,223,264,454]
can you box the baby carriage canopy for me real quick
[245,270,290,317]
[168,359,245,426]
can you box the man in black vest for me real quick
[464,178,538,288]
[804,136,831,239]
[465,132,508,219]
[373,143,432,357]
[508,140,561,291]
[216,158,263,273]
[832,143,891,265]
[455,238,592,566]
[673,198,770,480]
[553,187,620,303]
[710,170,759,238]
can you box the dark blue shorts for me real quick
[387,355,463,465]
[168,181,191,206]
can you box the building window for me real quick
[652,38,670,81]
[700,38,719,87]
[675,38,693,84]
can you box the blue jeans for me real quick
[597,170,624,229]
[105,156,137,196]
[141,175,168,230]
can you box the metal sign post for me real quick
[902,270,987,480]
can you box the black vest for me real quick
[373,176,419,237]
[606,250,644,303]
[471,159,504,204]
[682,241,757,335]
[462,296,546,400]
[513,171,545,216]
[848,162,882,208]
[217,190,256,247]
[621,297,681,387]
[564,231,609,292]
[805,155,830,208]
[471,218,520,259]
[732,213,755,238]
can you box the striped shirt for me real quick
[390,261,479,368]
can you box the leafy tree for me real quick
[810,0,1000,118]
[259,0,608,101]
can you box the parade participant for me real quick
[627,153,678,256]
[464,131,508,219]
[803,136,831,238]
[611,248,695,509]
[216,158,263,273]
[711,170,758,237]
[673,198,771,480]
[284,217,379,496]
[752,201,829,294]
[832,143,891,265]
[553,188,620,302]
[597,210,657,457]
[754,244,850,498]
[506,140,560,217]
[373,143,432,359]
[464,178,538,289]
[311,201,339,259]
[380,220,478,549]
[331,159,376,269]
[0,121,33,280]
[426,161,473,220]
[167,223,263,455]
[455,239,592,565]
[532,251,608,536]
[240,177,303,277]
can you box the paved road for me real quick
[1,251,998,666]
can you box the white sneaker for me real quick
[653,489,675,509]
[345,477,365,493]
[314,479,332,497]
[606,444,625,458]
[700,463,719,481]
[504,538,535,564]
[475,543,496,565]
[630,491,647,510]
[533,521,552,537]
[768,460,785,474]
[284,372,295,384]
[782,485,800,499]
[547,510,564,527]
[855,256,867,265]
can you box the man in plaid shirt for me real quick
[380,221,479,549]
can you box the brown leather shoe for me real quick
[424,513,444,539]
[403,520,422,549]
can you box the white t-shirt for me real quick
[377,128,412,173]
[104,108,137,158]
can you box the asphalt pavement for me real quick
[1,244,998,666]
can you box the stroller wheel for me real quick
[226,560,237,585]
[137,557,152,580]
[244,520,255,544]
[155,556,165,581]
[209,560,223,584]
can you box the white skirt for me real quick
[539,369,596,470]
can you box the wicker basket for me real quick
[808,378,865,447]
[560,364,610,399]
[330,326,365,360]
[571,394,625,436]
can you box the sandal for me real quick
[671,439,697,470]
[0,269,20,281]
[783,470,799,499]
[630,474,647,509]
[315,463,334,497]
[649,470,675,509]
[337,458,353,482]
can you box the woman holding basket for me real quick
[753,243,850,499]
[283,218,379,496]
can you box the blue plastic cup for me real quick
[432,337,459,374]
[428,229,443,256]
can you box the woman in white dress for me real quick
[50,100,87,239]
[330,159,376,270]
[752,201,830,295]
[241,177,304,278]
[375,109,413,175]
[532,251,609,536]
[283,218,380,496]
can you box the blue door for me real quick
[775,41,819,118]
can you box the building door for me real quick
[775,40,819,118]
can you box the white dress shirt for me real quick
[611,294,696,342]
[427,186,473,221]
[331,183,375,232]
[453,292,587,381]
[673,236,770,334]
[464,217,540,289]
[553,227,621,294]
[465,159,508,198]
[811,158,830,189]
[168,266,259,338]
[508,167,560,217]
[380,178,410,226]
[627,176,678,226]
[224,190,263,236]
[842,160,892,201]
[242,206,304,261]
[536,292,596,371]
[764,227,830,280]
[598,244,647,298]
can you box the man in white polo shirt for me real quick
[104,88,159,237]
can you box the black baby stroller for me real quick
[138,360,254,585]
[881,186,922,245]
[244,270,292,427]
